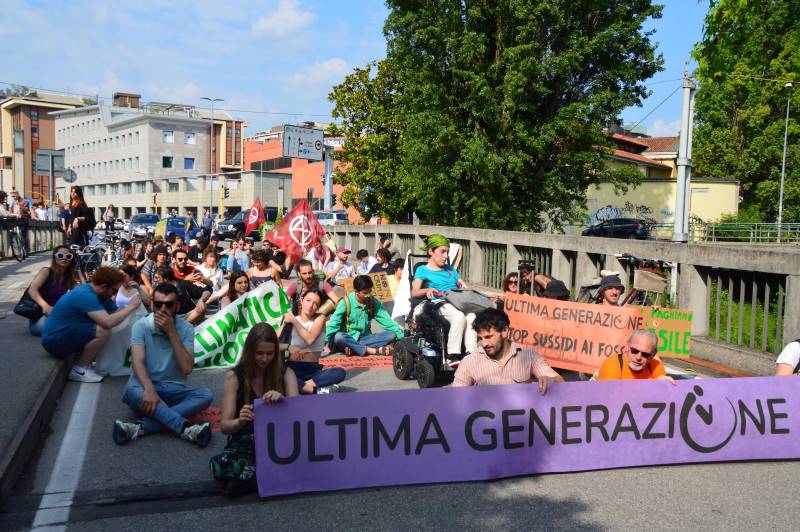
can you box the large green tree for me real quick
[328,61,415,222]
[386,1,663,229]
[692,0,800,222]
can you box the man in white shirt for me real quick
[775,340,800,376]
[355,249,377,275]
[324,246,355,285]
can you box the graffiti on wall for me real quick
[590,202,658,226]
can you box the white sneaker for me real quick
[113,420,142,445]
[69,365,103,383]
[316,384,340,395]
[180,422,212,448]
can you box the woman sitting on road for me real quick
[140,246,169,294]
[283,290,346,395]
[411,234,477,360]
[221,271,251,307]
[196,248,226,304]
[26,245,82,336]
[116,265,151,310]
[246,250,280,287]
[211,323,298,497]
[136,239,154,270]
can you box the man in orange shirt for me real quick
[597,329,674,383]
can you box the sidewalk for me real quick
[0,256,68,506]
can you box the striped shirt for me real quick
[452,342,559,387]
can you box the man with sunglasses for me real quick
[172,249,204,284]
[596,329,674,382]
[114,283,213,447]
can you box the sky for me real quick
[1,0,708,137]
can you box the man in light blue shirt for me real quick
[113,283,213,447]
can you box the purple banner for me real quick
[253,377,799,497]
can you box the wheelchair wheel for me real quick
[415,360,436,389]
[392,342,414,380]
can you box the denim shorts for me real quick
[42,321,97,358]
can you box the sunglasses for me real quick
[629,346,654,358]
[55,252,74,260]
[508,280,518,285]
[175,257,187,262]
[153,300,177,309]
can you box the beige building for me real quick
[51,92,246,220]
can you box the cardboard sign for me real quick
[339,272,395,303]
[503,294,642,373]
[254,377,798,497]
[633,306,692,358]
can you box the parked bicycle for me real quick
[1,216,28,262]
[614,253,671,306]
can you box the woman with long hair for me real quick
[140,246,169,294]
[103,204,115,233]
[246,249,280,287]
[68,185,93,247]
[502,272,519,294]
[26,245,81,336]
[211,323,298,496]
[221,271,251,306]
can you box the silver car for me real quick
[128,213,160,239]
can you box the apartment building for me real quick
[0,92,83,199]
[51,92,246,220]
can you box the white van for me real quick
[313,210,350,226]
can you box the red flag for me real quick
[267,199,325,261]
[244,198,266,237]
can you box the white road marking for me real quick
[31,383,102,530]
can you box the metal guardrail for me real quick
[330,224,800,359]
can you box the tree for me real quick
[0,84,37,98]
[692,0,800,222]
[381,0,663,230]
[328,61,416,222]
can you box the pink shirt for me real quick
[452,342,559,387]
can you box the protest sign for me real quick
[339,272,395,303]
[254,377,798,497]
[633,306,692,358]
[503,294,642,373]
[192,281,290,369]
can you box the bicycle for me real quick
[614,253,671,306]
[70,243,104,280]
[1,216,28,262]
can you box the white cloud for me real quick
[287,58,348,85]
[252,0,316,38]
[649,118,681,137]
[147,82,203,104]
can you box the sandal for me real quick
[376,345,393,357]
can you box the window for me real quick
[168,182,179,192]
[121,135,126,146]
[31,125,38,139]
[163,130,174,143]
[135,156,140,169]
[162,156,173,168]
[184,132,195,145]
[226,127,233,137]
[97,185,106,195]
[184,157,195,170]
[123,183,132,194]
[135,131,140,144]
[137,181,146,193]
[31,109,38,120]
[85,186,93,196]
[110,184,119,194]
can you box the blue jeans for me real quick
[122,381,212,435]
[331,330,397,356]
[29,315,47,337]
[286,360,346,391]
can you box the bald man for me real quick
[597,330,674,383]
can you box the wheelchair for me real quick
[392,254,469,388]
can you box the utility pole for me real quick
[672,65,696,243]
[323,145,334,211]
[777,82,793,243]
[201,97,224,217]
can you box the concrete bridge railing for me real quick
[0,220,65,261]
[330,224,800,375]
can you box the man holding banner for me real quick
[453,308,563,394]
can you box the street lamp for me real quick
[201,97,224,218]
[777,82,793,243]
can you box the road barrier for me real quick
[329,224,800,373]
[0,220,64,260]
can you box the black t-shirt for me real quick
[176,279,209,313]
[369,262,395,275]
[187,245,205,263]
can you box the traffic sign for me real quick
[282,124,324,161]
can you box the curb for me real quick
[0,357,69,507]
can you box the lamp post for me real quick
[777,82,793,243]
[201,97,224,217]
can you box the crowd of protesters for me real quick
[8,192,800,499]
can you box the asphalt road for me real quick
[3,362,799,531]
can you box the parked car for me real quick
[154,215,202,241]
[122,219,131,233]
[114,218,125,231]
[214,207,286,240]
[313,210,350,226]
[581,218,650,239]
[128,213,161,239]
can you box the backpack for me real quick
[343,293,376,333]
